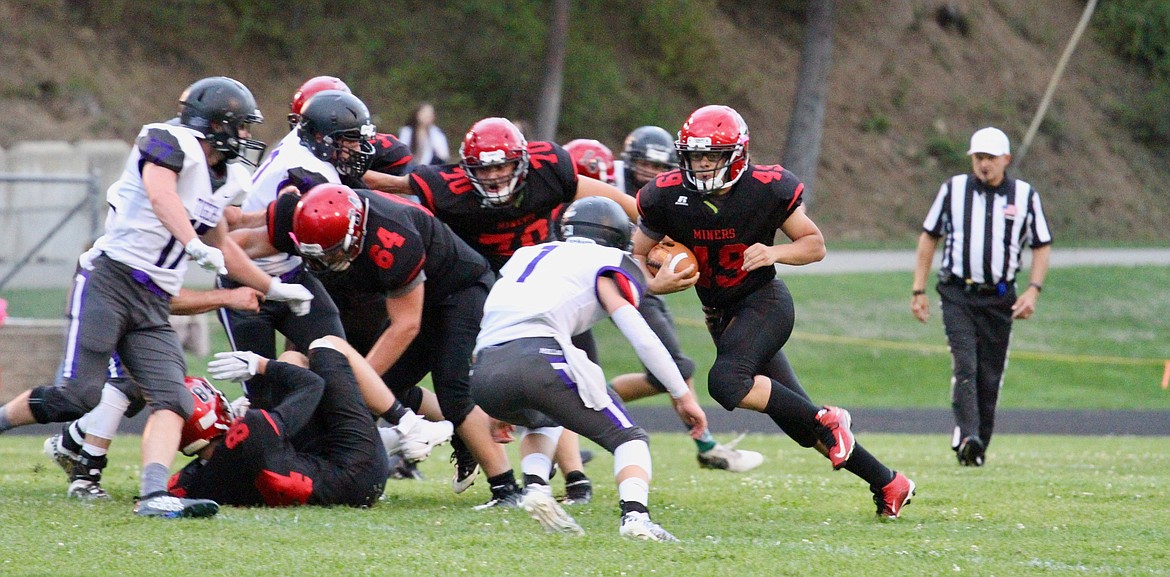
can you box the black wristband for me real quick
[1028,282,1043,293]
[912,289,926,296]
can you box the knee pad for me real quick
[707,364,753,411]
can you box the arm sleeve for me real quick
[267,193,300,254]
[262,360,326,439]
[610,304,689,399]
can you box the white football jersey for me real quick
[477,240,643,350]
[242,130,342,275]
[92,123,243,295]
[477,239,644,409]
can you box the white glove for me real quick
[228,395,251,419]
[184,238,227,275]
[208,350,263,382]
[266,278,314,316]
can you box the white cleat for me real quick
[396,413,454,462]
[43,434,80,477]
[697,433,765,473]
[619,511,680,543]
[67,478,111,500]
[521,485,584,535]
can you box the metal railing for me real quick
[0,172,103,291]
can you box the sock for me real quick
[520,452,553,483]
[63,422,85,454]
[140,462,171,497]
[487,470,518,493]
[0,407,11,433]
[620,499,649,516]
[380,401,409,426]
[841,444,895,490]
[81,443,108,458]
[617,477,649,510]
[764,379,819,432]
[523,473,547,487]
[693,429,717,453]
[564,470,589,485]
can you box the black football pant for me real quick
[938,283,1015,448]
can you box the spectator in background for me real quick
[398,102,449,166]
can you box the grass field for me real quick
[4,265,1168,409]
[0,264,1167,575]
[0,434,1167,576]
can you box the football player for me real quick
[564,138,616,185]
[0,76,315,518]
[365,117,639,504]
[236,183,522,509]
[471,196,706,541]
[609,125,766,474]
[634,105,915,519]
[170,336,450,507]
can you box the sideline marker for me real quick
[1162,361,1170,390]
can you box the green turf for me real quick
[0,433,1166,576]
[4,265,1168,409]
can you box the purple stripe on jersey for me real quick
[155,235,178,268]
[594,265,643,305]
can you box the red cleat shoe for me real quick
[874,471,916,519]
[815,406,855,470]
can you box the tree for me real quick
[534,0,570,141]
[781,0,835,206]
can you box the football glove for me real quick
[184,238,227,275]
[208,351,263,382]
[266,278,314,316]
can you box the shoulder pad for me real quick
[136,128,185,173]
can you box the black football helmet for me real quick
[621,125,677,190]
[297,90,377,178]
[179,76,266,166]
[559,196,631,249]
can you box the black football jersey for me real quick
[408,141,578,271]
[168,362,329,506]
[368,132,413,176]
[271,189,491,307]
[636,164,804,308]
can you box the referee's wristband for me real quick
[912,289,926,296]
[1028,282,1043,293]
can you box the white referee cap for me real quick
[967,127,1010,156]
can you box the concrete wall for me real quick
[0,140,130,289]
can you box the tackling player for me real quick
[634,105,915,519]
[471,196,707,541]
[0,77,315,518]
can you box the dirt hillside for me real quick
[1,1,1165,243]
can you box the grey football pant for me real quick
[471,337,649,452]
[29,254,190,424]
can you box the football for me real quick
[645,238,697,276]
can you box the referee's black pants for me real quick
[937,282,1014,448]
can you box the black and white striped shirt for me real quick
[922,174,1053,285]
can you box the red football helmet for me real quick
[291,183,369,272]
[564,139,615,185]
[675,105,750,193]
[288,76,351,128]
[459,117,530,207]
[180,376,233,456]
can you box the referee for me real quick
[910,126,1053,467]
